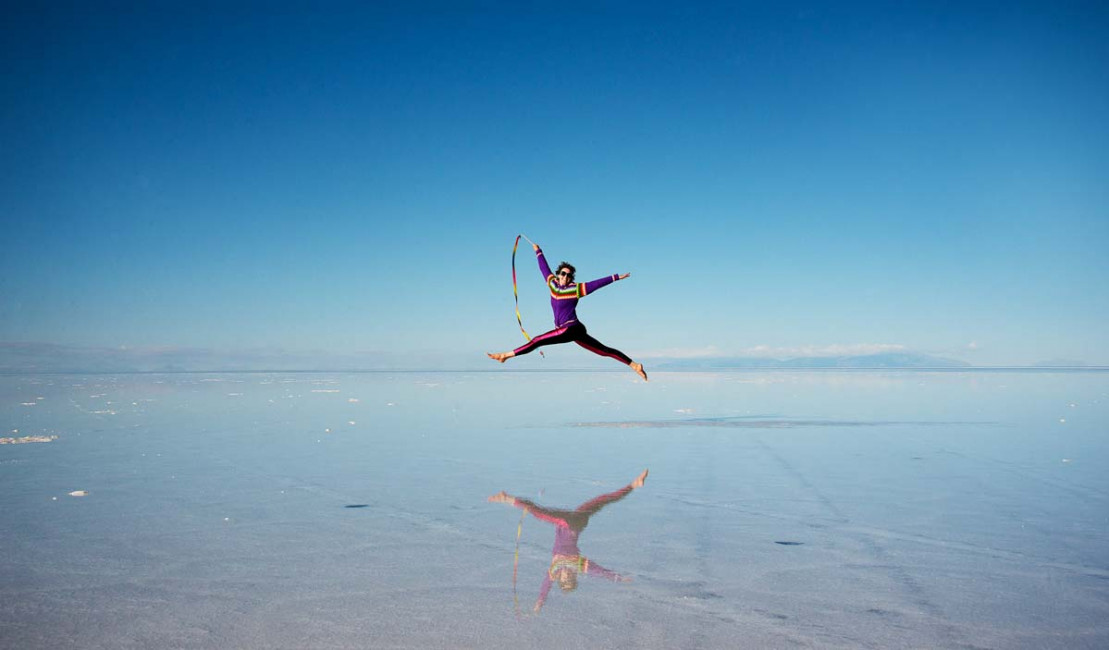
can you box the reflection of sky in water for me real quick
[1,371,1107,648]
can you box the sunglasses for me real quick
[557,270,573,277]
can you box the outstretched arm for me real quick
[583,557,630,582]
[579,272,630,297]
[533,244,555,281]
[534,574,553,612]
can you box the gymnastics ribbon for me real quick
[512,506,528,618]
[512,235,543,357]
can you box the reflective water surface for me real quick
[2,370,1107,648]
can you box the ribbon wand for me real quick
[512,235,543,357]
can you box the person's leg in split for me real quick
[573,327,648,381]
[488,492,578,528]
[487,325,575,362]
[575,469,648,517]
[514,501,575,528]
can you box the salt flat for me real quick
[2,370,1107,648]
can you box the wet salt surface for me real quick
[1,370,1107,649]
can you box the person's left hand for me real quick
[618,273,631,280]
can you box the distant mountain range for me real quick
[1032,359,1095,368]
[655,352,972,369]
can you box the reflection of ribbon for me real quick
[512,235,543,357]
[512,506,527,617]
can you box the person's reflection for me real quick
[488,469,647,613]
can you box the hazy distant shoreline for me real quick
[5,343,1106,374]
[1,366,1106,376]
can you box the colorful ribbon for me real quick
[512,235,543,357]
[512,506,528,617]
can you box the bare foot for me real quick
[487,491,513,503]
[630,362,648,382]
[487,352,512,363]
[631,469,648,489]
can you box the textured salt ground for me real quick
[2,371,1107,648]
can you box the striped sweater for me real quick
[536,248,620,327]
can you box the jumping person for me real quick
[487,241,648,381]
[488,469,648,613]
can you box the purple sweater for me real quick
[536,248,620,327]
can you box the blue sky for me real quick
[2,2,1107,368]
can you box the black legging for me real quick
[512,321,633,365]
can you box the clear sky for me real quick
[2,2,1107,369]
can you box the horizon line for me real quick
[3,366,1108,376]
